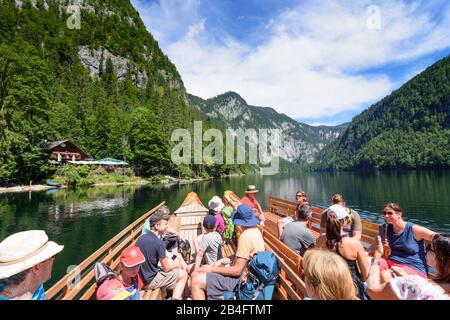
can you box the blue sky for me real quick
[131,0,450,126]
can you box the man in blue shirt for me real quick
[0,230,64,300]
[136,206,188,300]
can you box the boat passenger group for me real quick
[0,186,449,301]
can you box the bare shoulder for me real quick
[342,236,363,249]
[412,224,436,241]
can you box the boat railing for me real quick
[267,196,382,250]
[45,201,166,300]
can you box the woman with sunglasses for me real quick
[378,203,436,278]
[368,233,450,300]
[277,191,308,238]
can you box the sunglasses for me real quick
[382,211,394,216]
[426,243,435,253]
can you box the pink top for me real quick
[214,213,225,233]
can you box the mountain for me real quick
[316,54,450,170]
[0,0,245,183]
[189,92,347,164]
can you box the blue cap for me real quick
[203,215,217,229]
[232,204,260,227]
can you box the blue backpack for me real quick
[225,251,279,300]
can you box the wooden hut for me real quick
[49,140,92,164]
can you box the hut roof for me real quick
[49,140,92,160]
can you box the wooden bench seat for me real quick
[221,242,237,259]
[141,288,164,300]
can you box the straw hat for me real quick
[208,196,225,212]
[245,185,259,193]
[0,230,64,279]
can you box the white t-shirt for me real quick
[390,275,449,300]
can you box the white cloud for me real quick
[133,0,450,119]
[131,0,201,44]
[187,19,206,38]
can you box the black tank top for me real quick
[336,243,369,300]
[336,245,361,280]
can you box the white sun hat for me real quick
[208,196,225,212]
[0,230,64,279]
[326,204,349,221]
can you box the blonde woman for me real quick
[303,249,358,300]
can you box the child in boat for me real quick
[117,246,145,300]
[189,215,227,274]
[208,196,226,236]
[96,278,136,300]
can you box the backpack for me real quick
[224,251,279,300]
[221,206,235,240]
[94,262,117,286]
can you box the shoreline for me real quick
[0,175,225,194]
[0,185,61,194]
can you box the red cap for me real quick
[120,246,145,267]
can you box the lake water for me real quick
[0,170,449,287]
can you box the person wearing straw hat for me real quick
[240,185,265,227]
[0,230,64,300]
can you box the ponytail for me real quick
[326,214,342,251]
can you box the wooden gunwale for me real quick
[46,201,166,300]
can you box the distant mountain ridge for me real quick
[316,54,450,170]
[189,92,347,164]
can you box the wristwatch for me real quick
[371,257,381,266]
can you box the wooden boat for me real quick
[172,192,208,262]
[46,190,429,300]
